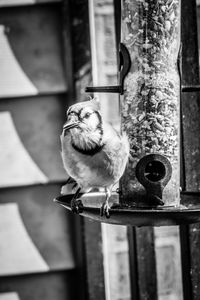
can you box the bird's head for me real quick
[63,98,104,153]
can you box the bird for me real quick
[60,98,130,218]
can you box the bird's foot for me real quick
[71,199,84,214]
[100,202,110,219]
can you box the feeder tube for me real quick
[120,0,180,206]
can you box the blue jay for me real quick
[60,98,129,218]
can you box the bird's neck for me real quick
[71,129,104,155]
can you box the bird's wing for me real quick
[103,122,130,155]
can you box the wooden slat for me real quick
[0,292,20,300]
[0,0,61,7]
[0,5,67,97]
[180,0,200,299]
[0,184,75,272]
[0,202,49,276]
[0,95,68,184]
[0,271,79,300]
[0,111,48,187]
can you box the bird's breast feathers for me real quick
[61,130,129,189]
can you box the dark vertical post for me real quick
[65,1,105,299]
[179,225,193,300]
[62,0,92,103]
[180,0,200,299]
[113,0,121,57]
[62,0,75,105]
[62,1,88,299]
[62,2,105,300]
[84,220,106,300]
[136,228,158,300]
[127,227,140,300]
[128,227,158,300]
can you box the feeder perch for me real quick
[54,192,200,227]
[55,0,200,226]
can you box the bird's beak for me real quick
[63,120,80,131]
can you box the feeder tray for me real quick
[54,192,200,227]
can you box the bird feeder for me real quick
[55,0,200,226]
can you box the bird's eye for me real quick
[68,112,75,117]
[85,112,90,118]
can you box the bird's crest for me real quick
[89,96,100,111]
[67,97,100,115]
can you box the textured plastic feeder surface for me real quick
[120,0,181,207]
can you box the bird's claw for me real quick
[71,199,84,214]
[100,202,110,218]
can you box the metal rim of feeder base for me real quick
[54,192,200,227]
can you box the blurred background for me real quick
[0,0,199,299]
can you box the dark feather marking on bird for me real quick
[67,106,72,115]
[67,107,83,118]
[95,111,104,144]
[71,110,104,155]
[72,142,105,156]
[77,108,84,120]
[66,176,77,184]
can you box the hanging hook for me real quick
[85,43,131,95]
